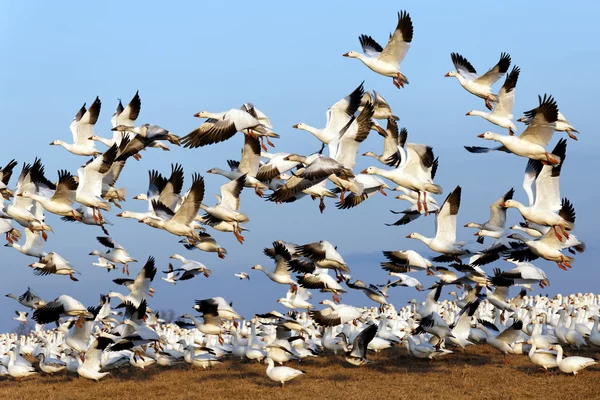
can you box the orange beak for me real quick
[405,234,411,238]
[477,133,485,138]
[360,169,368,174]
[444,72,451,77]
[342,52,350,57]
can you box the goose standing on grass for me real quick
[7,349,38,380]
[181,107,276,148]
[518,109,579,140]
[264,357,304,389]
[143,173,205,242]
[363,119,405,167]
[169,254,211,281]
[199,175,248,244]
[89,236,137,275]
[50,98,101,156]
[550,345,597,375]
[466,66,520,135]
[406,186,468,260]
[77,337,113,381]
[467,95,561,165]
[504,139,574,241]
[527,343,558,371]
[464,188,514,244]
[445,52,511,110]
[344,11,413,89]
[293,83,364,145]
[37,353,67,374]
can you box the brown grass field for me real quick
[1,346,599,400]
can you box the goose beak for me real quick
[477,133,485,138]
[342,52,350,57]
[116,212,123,217]
[360,169,368,174]
[465,112,471,116]
[193,112,201,118]
[292,124,300,129]
[444,72,451,77]
[405,234,411,238]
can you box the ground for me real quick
[1,346,599,400]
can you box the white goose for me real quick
[465,188,514,243]
[264,357,304,389]
[29,252,80,281]
[251,241,295,286]
[7,349,38,380]
[19,169,82,220]
[89,236,137,275]
[77,337,113,380]
[551,345,597,375]
[445,52,511,110]
[466,66,520,134]
[169,253,211,281]
[519,110,579,140]
[50,98,101,156]
[4,229,47,258]
[343,11,413,89]
[363,119,404,167]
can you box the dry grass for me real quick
[1,346,599,400]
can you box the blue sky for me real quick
[1,1,599,330]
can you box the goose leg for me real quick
[508,128,514,136]
[72,210,82,222]
[396,72,404,88]
[545,152,559,165]
[319,198,326,214]
[379,187,387,196]
[567,130,578,140]
[560,226,570,240]
[423,192,429,214]
[485,96,493,111]
[133,153,142,161]
[392,77,400,89]
[5,233,13,244]
[254,187,263,198]
[553,226,563,242]
[332,294,341,304]
[266,137,275,147]
[426,267,434,276]
[41,230,48,241]
[259,136,268,152]
[556,262,568,271]
[233,230,245,245]
[416,192,422,213]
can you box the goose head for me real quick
[283,154,306,163]
[360,166,378,175]
[477,131,497,141]
[251,264,263,271]
[132,194,147,201]
[342,51,360,58]
[362,151,378,158]
[193,111,211,118]
[111,125,136,133]
[502,199,519,209]
[444,70,458,78]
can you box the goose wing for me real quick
[435,186,461,243]
[491,66,519,118]
[173,174,205,225]
[378,11,413,67]
[519,95,558,146]
[473,53,511,87]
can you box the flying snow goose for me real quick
[507,231,574,270]
[333,174,389,209]
[234,272,250,280]
[328,100,374,172]
[466,66,520,134]
[32,294,93,325]
[113,124,179,147]
[256,151,302,182]
[413,312,454,345]
[61,206,112,235]
[0,159,18,199]
[169,253,211,281]
[4,228,46,258]
[379,250,433,274]
[277,287,313,309]
[182,300,227,342]
[464,188,514,243]
[143,173,205,241]
[386,273,423,291]
[194,214,249,243]
[5,287,45,309]
[519,107,579,140]
[29,252,80,281]
[13,311,28,323]
[179,232,227,258]
[199,175,248,243]
[242,102,279,150]
[108,256,157,307]
[207,136,268,197]
[341,323,378,366]
[362,138,441,213]
[264,357,304,389]
[251,241,296,287]
[346,279,389,307]
[181,107,275,148]
[363,119,405,167]
[267,154,352,203]
[344,11,413,89]
[406,186,467,259]
[292,260,347,303]
[20,169,81,220]
[75,143,119,222]
[92,256,117,272]
[50,97,101,156]
[193,297,241,321]
[360,90,398,120]
[550,345,597,374]
[293,83,364,144]
[133,164,184,211]
[497,260,549,288]
[468,95,561,164]
[478,320,524,362]
[296,240,349,273]
[387,185,440,226]
[505,139,573,240]
[160,263,180,284]
[309,300,362,326]
[77,337,114,381]
[445,52,511,110]
[89,236,137,275]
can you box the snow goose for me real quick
[496,260,549,289]
[234,272,250,280]
[333,174,389,209]
[468,95,561,164]
[505,140,574,241]
[113,123,179,147]
[169,253,211,281]
[181,304,226,343]
[346,279,389,307]
[7,349,38,380]
[478,320,524,362]
[36,352,66,374]
[29,252,80,281]
[293,82,364,144]
[199,175,248,243]
[341,323,378,366]
[78,337,113,381]
[75,143,119,222]
[295,240,349,273]
[108,256,157,307]
[527,343,558,371]
[519,108,579,140]
[89,236,137,275]
[294,262,347,303]
[267,154,353,203]
[13,311,28,323]
[380,250,433,274]
[60,205,112,235]
[362,139,441,213]
[0,218,20,244]
[363,119,405,167]
[194,297,241,321]
[344,11,413,89]
[20,169,82,220]
[4,228,46,258]
[242,102,279,150]
[50,98,100,156]
[550,345,597,374]
[278,287,313,310]
[406,186,467,259]
[92,91,142,148]
[161,263,180,284]
[445,52,511,110]
[403,335,452,360]
[413,312,454,345]
[181,107,274,148]
[507,230,574,270]
[328,100,374,172]
[179,233,227,258]
[32,295,93,325]
[5,287,45,309]
[251,241,296,287]
[256,151,302,183]
[143,173,206,242]
[264,357,304,389]
[360,90,398,120]
[387,187,440,226]
[207,136,267,197]
[309,301,362,326]
[386,273,423,291]
[0,159,18,199]
[464,188,514,243]
[466,66,520,134]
